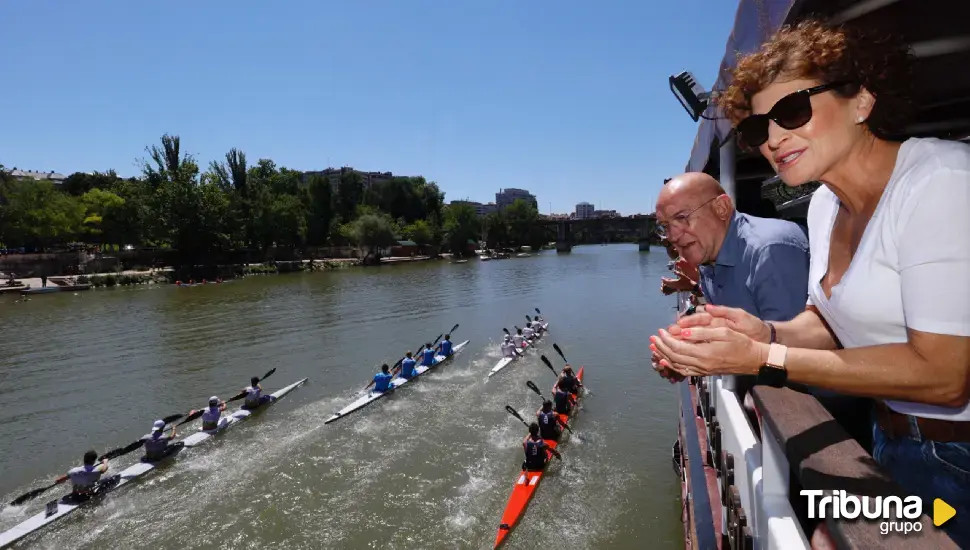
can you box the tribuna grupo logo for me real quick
[801,490,923,535]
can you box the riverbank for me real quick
[4,255,447,292]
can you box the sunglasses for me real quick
[735,82,849,148]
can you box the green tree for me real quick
[80,188,126,246]
[0,180,85,248]
[484,210,510,248]
[403,218,433,248]
[265,193,308,247]
[336,172,364,223]
[442,203,480,257]
[505,198,543,248]
[306,174,334,246]
[345,212,397,265]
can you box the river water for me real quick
[0,245,683,550]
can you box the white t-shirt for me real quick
[806,137,970,420]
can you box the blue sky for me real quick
[0,0,737,215]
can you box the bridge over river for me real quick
[537,214,659,252]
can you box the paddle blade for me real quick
[162,413,183,424]
[10,476,64,506]
[504,405,526,425]
[514,326,521,332]
[502,328,510,336]
[259,368,277,382]
[450,323,459,334]
[526,315,532,323]
[526,380,542,397]
[540,355,559,376]
[553,343,568,363]
[535,308,541,314]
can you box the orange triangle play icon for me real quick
[934,498,956,527]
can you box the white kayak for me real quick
[0,378,308,549]
[183,377,308,447]
[488,322,548,378]
[324,340,470,424]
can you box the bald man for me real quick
[652,172,809,383]
[655,172,809,319]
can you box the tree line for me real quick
[0,134,549,264]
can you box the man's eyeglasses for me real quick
[655,195,720,238]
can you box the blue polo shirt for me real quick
[697,212,809,322]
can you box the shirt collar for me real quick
[712,212,742,267]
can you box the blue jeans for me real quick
[872,419,970,548]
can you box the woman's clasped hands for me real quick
[649,305,773,378]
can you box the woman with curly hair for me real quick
[650,20,970,547]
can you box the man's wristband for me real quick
[765,321,776,344]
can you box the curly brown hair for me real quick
[717,19,915,140]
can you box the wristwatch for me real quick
[757,343,788,387]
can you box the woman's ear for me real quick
[854,86,876,124]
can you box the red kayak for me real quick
[493,367,585,548]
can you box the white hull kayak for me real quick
[325,340,470,424]
[0,378,308,548]
[183,377,308,447]
[488,322,548,378]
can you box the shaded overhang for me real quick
[683,0,970,176]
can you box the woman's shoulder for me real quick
[886,137,969,209]
[895,137,970,186]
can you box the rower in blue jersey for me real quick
[522,422,562,471]
[420,343,437,367]
[552,385,573,415]
[400,351,418,379]
[439,335,453,357]
[370,364,394,392]
[536,400,562,440]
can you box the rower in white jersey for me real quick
[243,376,273,410]
[140,419,181,462]
[201,396,229,431]
[501,334,521,358]
[522,323,535,340]
[67,450,111,499]
[512,328,526,349]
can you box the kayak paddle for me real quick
[540,355,561,378]
[227,367,277,403]
[535,308,541,315]
[553,343,569,364]
[502,328,510,336]
[525,381,573,432]
[504,406,562,461]
[526,315,532,323]
[176,401,227,426]
[505,405,530,428]
[98,412,184,461]
[10,474,69,506]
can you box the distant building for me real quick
[575,201,595,220]
[495,188,537,210]
[8,169,67,186]
[301,166,396,189]
[450,200,498,216]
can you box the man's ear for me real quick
[713,194,733,220]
